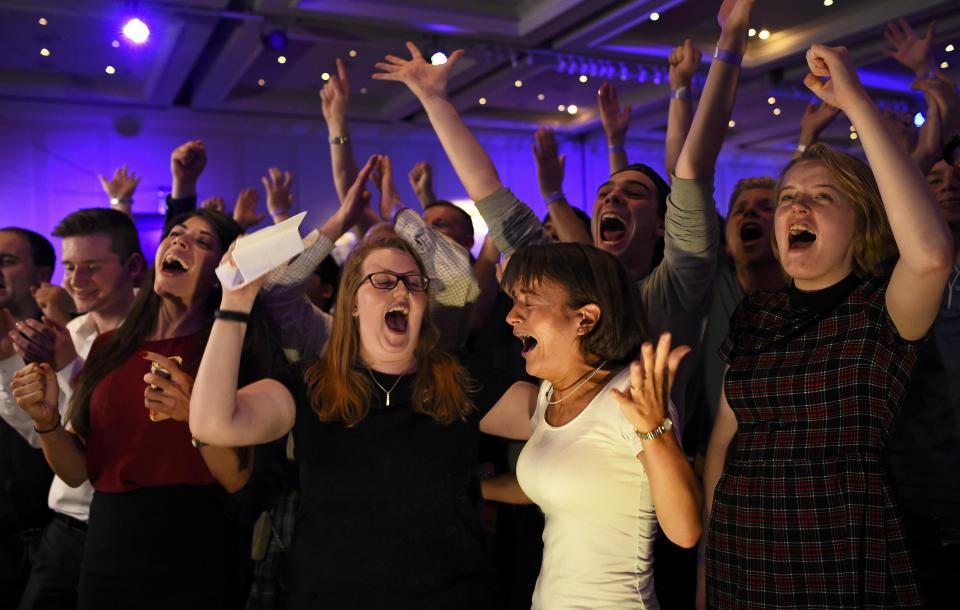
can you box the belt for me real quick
[54,513,88,532]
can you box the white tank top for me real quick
[517,367,673,610]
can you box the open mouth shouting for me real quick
[384,304,409,334]
[514,331,538,356]
[739,221,764,244]
[787,223,817,251]
[597,210,632,253]
[160,253,191,276]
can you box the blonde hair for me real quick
[304,237,474,426]
[773,143,897,277]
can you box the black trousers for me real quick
[902,512,960,610]
[18,515,86,610]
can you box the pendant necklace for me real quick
[367,369,404,407]
[545,360,607,405]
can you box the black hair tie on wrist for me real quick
[214,309,251,323]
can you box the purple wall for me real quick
[0,99,789,282]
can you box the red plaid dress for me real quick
[707,275,923,609]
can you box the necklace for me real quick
[367,369,404,407]
[545,360,607,405]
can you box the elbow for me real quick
[665,520,703,549]
[63,473,88,488]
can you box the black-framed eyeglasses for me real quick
[360,271,430,292]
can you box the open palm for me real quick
[373,42,463,100]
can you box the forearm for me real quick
[471,249,500,331]
[329,134,359,203]
[420,96,503,202]
[640,434,703,548]
[547,199,593,244]
[171,178,197,200]
[608,143,628,174]
[847,100,953,269]
[190,316,247,445]
[675,29,745,180]
[481,472,533,504]
[665,97,693,178]
[199,445,252,493]
[39,428,88,487]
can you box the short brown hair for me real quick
[728,176,776,214]
[304,237,474,426]
[502,242,649,365]
[773,144,897,277]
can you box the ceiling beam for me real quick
[190,20,263,109]
[553,0,687,51]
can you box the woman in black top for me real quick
[190,158,537,608]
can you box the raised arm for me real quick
[882,18,936,78]
[597,82,631,173]
[373,43,502,202]
[532,127,592,244]
[675,0,754,180]
[232,187,266,231]
[804,44,953,340]
[910,73,960,174]
[322,58,360,202]
[666,39,701,178]
[263,167,294,225]
[612,333,701,548]
[408,161,437,207]
[165,140,205,232]
[11,363,88,487]
[794,102,840,160]
[98,165,141,216]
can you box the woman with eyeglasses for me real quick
[189,157,537,609]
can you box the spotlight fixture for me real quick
[430,50,448,65]
[767,96,776,105]
[321,72,331,81]
[579,74,588,83]
[650,12,660,21]
[850,132,858,140]
[105,65,116,75]
[514,80,523,88]
[946,44,955,53]
[478,97,487,105]
[122,18,150,45]
[728,120,736,128]
[277,55,287,64]
[772,107,781,116]
[38,17,47,26]
[40,47,50,57]
[941,61,949,69]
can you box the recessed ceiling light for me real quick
[728,120,736,128]
[558,104,566,112]
[773,107,782,116]
[767,96,776,105]
[321,72,330,81]
[111,40,120,48]
[941,61,949,69]
[748,28,757,37]
[514,80,523,88]
[758,29,771,40]
[430,50,448,65]
[257,78,266,87]
[360,87,368,94]
[479,97,487,105]
[277,55,287,64]
[823,0,834,6]
[38,17,47,26]
[579,75,588,83]
[40,48,50,57]
[348,49,358,58]
[567,104,579,115]
[650,12,660,21]
[850,132,858,140]
[537,93,545,101]
[105,65,116,75]
[946,44,955,53]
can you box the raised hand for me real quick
[339,155,379,229]
[201,196,225,212]
[913,73,960,149]
[31,282,74,326]
[803,44,870,113]
[98,165,141,202]
[262,167,294,223]
[611,333,690,437]
[373,155,402,220]
[597,82,631,145]
[669,39,702,89]
[232,187,266,230]
[883,19,936,77]
[320,58,350,134]
[798,102,841,146]
[717,0,755,48]
[170,140,207,198]
[372,42,464,101]
[142,352,193,423]
[532,127,566,196]
[408,161,436,206]
[11,362,60,429]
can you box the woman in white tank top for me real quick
[482,243,702,609]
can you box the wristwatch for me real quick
[110,197,132,207]
[635,417,673,441]
[329,134,349,145]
